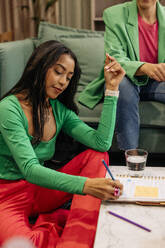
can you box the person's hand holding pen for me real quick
[83,177,123,201]
[83,160,123,201]
[104,53,125,91]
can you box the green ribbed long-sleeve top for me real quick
[0,95,117,195]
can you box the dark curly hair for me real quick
[1,40,81,145]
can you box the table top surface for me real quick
[94,166,165,248]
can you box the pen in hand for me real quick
[102,159,115,180]
[102,159,120,197]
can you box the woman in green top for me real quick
[0,40,124,248]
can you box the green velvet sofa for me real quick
[0,22,165,158]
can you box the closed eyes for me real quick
[54,69,72,82]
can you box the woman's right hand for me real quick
[136,62,165,82]
[83,177,123,201]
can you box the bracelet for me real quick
[105,89,119,98]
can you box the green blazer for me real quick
[79,0,165,109]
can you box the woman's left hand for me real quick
[104,53,125,91]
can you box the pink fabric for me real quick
[138,13,158,63]
[0,149,108,248]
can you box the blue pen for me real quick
[102,159,120,197]
[102,159,115,180]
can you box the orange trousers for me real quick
[0,149,108,248]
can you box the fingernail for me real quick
[114,187,120,197]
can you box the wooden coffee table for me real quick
[94,166,165,248]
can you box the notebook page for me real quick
[107,167,165,202]
[115,177,165,202]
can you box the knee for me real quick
[86,149,108,156]
[119,77,139,104]
[81,149,108,177]
[85,149,109,162]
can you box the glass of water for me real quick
[125,149,148,177]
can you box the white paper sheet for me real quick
[107,168,165,202]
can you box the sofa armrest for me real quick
[0,38,36,97]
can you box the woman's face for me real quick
[137,0,157,10]
[45,54,75,100]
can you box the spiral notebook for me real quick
[107,166,165,206]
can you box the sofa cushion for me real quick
[0,39,35,97]
[60,35,104,93]
[37,22,104,93]
[37,22,104,42]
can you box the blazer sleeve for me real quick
[103,8,148,86]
